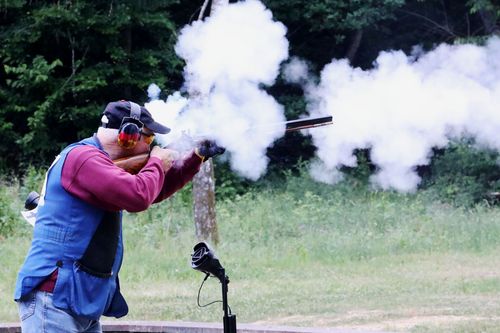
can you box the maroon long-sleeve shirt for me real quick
[61,145,202,212]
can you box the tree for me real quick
[467,0,499,35]
[382,0,499,50]
[263,0,405,67]
[191,0,229,245]
[0,0,182,171]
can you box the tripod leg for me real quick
[224,314,237,333]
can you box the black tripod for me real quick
[191,242,237,333]
[221,269,237,333]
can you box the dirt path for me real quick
[252,312,500,332]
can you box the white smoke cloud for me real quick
[146,0,289,180]
[297,37,500,192]
[146,1,500,189]
[283,57,311,85]
[145,91,189,141]
[147,83,161,100]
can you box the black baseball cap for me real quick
[102,100,170,134]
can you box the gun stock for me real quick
[113,153,149,174]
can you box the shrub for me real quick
[214,161,252,199]
[20,166,46,200]
[0,181,23,238]
[423,140,500,206]
[0,167,48,238]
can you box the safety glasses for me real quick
[140,130,155,145]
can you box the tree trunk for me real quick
[193,160,219,244]
[345,29,363,64]
[124,25,132,99]
[211,0,229,14]
[478,8,498,35]
[0,58,6,87]
[192,0,228,245]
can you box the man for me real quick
[14,100,224,332]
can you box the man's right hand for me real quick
[150,146,180,171]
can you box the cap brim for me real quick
[146,121,171,134]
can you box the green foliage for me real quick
[423,140,500,206]
[467,0,500,16]
[0,0,183,171]
[0,180,22,238]
[265,0,499,69]
[120,168,500,278]
[2,169,500,326]
[0,166,46,238]
[383,0,500,57]
[19,165,46,198]
[214,160,252,199]
[339,149,374,186]
[264,0,405,66]
[4,56,62,89]
[304,0,405,31]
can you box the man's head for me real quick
[101,100,170,149]
[98,101,170,159]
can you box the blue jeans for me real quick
[17,291,102,333]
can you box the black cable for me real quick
[197,274,223,308]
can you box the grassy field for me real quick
[1,174,500,332]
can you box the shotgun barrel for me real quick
[284,116,333,132]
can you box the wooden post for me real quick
[192,0,229,245]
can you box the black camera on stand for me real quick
[191,242,237,333]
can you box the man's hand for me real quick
[196,140,226,161]
[150,146,180,171]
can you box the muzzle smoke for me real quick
[286,38,500,192]
[148,1,499,190]
[146,0,288,180]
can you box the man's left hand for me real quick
[196,140,226,160]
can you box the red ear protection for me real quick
[117,102,143,149]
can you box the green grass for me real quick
[1,174,500,332]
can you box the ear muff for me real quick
[117,102,143,149]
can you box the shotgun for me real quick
[113,115,333,173]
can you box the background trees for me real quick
[0,1,182,170]
[0,0,498,200]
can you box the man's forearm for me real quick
[155,152,203,202]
